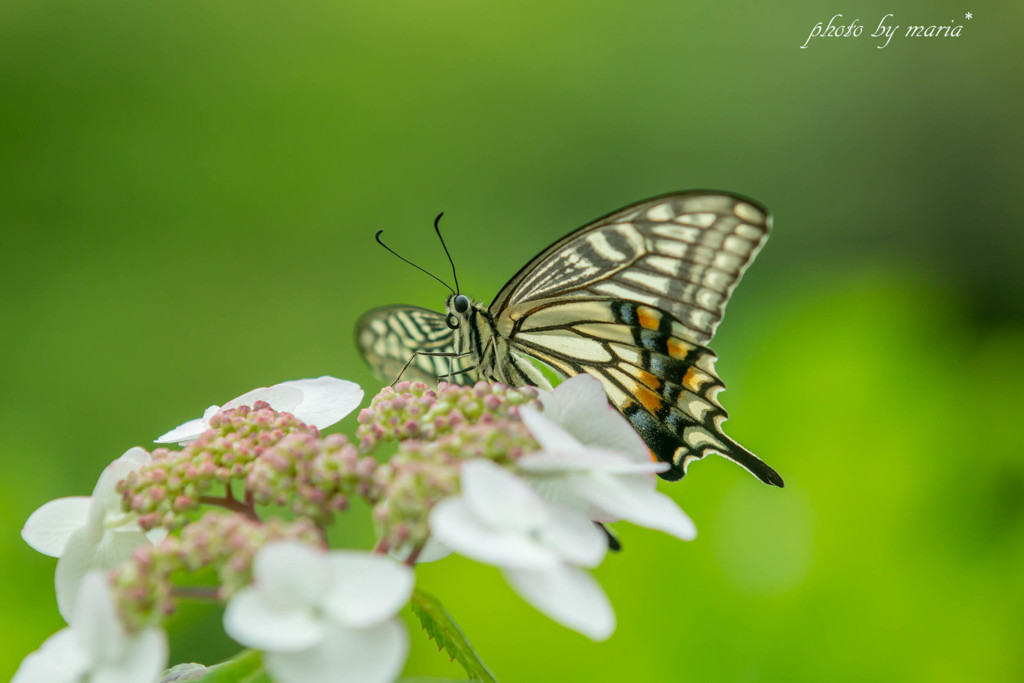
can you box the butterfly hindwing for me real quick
[355,306,480,386]
[500,296,782,485]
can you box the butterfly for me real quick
[356,191,783,487]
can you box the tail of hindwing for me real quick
[615,344,783,487]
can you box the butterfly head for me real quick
[445,293,472,329]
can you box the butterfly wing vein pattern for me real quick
[356,191,783,487]
[356,306,480,386]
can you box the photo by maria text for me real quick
[800,13,970,50]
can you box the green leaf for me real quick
[185,650,264,683]
[162,663,211,682]
[410,589,498,683]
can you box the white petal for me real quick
[429,498,558,570]
[519,450,667,475]
[541,373,610,415]
[571,473,696,541]
[12,629,87,683]
[56,528,151,621]
[523,473,588,514]
[547,375,652,463]
[86,455,150,537]
[144,527,168,545]
[223,587,324,652]
[21,497,90,557]
[573,409,652,464]
[224,385,303,414]
[97,529,152,567]
[56,530,99,621]
[72,572,125,665]
[460,459,547,531]
[535,505,607,568]
[503,565,615,641]
[277,377,364,429]
[263,619,408,683]
[91,628,167,683]
[253,542,333,609]
[519,407,584,453]
[116,447,151,469]
[154,416,211,444]
[521,451,667,524]
[323,552,414,628]
[156,377,361,443]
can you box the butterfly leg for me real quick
[391,350,473,387]
[597,523,622,551]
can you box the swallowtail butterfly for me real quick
[356,191,783,486]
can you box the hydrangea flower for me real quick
[430,459,615,640]
[22,447,167,619]
[224,541,413,683]
[521,375,697,540]
[156,376,364,444]
[13,571,167,683]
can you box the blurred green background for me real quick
[2,0,1022,680]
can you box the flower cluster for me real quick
[122,404,320,530]
[111,512,323,630]
[356,379,539,449]
[247,432,380,525]
[17,372,699,683]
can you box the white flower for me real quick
[22,447,167,620]
[156,376,364,444]
[224,541,413,683]
[429,459,615,640]
[13,571,168,683]
[536,374,652,465]
[521,375,697,540]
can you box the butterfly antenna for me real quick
[434,212,461,294]
[375,229,455,294]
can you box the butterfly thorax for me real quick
[444,293,552,389]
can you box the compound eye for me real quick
[454,294,470,313]
[446,313,460,329]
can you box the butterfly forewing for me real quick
[491,193,770,346]
[356,306,480,386]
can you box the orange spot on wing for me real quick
[667,338,693,360]
[637,306,661,331]
[636,369,662,390]
[636,384,663,415]
[682,367,706,393]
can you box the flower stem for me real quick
[404,542,425,567]
[199,494,260,522]
[172,585,221,601]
